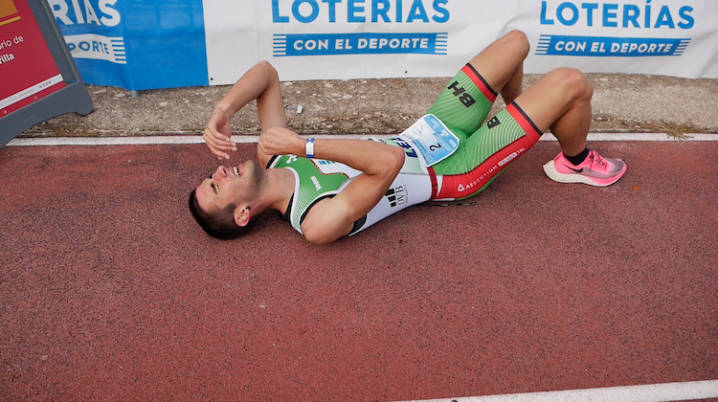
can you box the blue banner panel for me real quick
[49,0,208,90]
[536,35,691,57]
[273,32,447,57]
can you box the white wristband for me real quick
[305,137,315,158]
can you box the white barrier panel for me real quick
[518,0,718,78]
[204,0,718,84]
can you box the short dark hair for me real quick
[188,189,251,240]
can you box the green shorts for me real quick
[426,64,543,200]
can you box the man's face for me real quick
[194,160,263,215]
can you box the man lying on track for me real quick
[189,30,626,244]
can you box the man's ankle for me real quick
[564,148,589,166]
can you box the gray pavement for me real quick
[21,73,718,138]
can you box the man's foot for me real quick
[543,149,627,187]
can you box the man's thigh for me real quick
[426,64,497,136]
[430,103,543,200]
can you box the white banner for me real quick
[203,0,718,84]
[64,34,127,64]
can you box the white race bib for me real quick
[399,114,460,167]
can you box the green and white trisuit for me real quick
[268,140,431,236]
[268,63,544,237]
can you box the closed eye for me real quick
[207,173,218,194]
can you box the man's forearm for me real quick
[311,138,404,177]
[265,128,403,177]
[216,61,279,115]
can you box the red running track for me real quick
[0,141,716,400]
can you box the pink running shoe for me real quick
[543,149,627,187]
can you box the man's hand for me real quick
[203,105,237,160]
[258,126,304,157]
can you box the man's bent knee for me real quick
[501,30,530,59]
[548,68,593,101]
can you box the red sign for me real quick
[1,0,65,116]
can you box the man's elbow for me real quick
[256,60,279,82]
[381,146,405,179]
[256,60,276,72]
[303,229,336,245]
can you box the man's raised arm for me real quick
[204,61,287,164]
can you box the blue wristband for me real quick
[305,137,315,158]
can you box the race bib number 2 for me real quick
[400,114,460,167]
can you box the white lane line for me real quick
[540,133,718,141]
[6,133,718,147]
[405,379,718,402]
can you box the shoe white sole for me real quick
[542,161,622,187]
